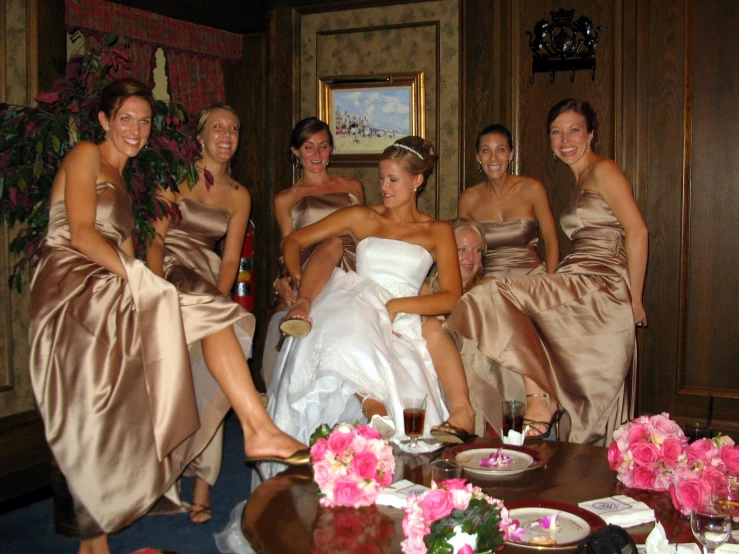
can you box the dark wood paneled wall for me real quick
[461,0,738,435]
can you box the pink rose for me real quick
[377,468,393,487]
[352,451,379,480]
[328,428,355,454]
[672,476,707,515]
[650,414,682,439]
[448,488,473,510]
[632,466,657,490]
[311,438,328,461]
[661,438,684,467]
[608,441,623,469]
[357,424,382,440]
[458,545,474,554]
[313,462,334,490]
[687,439,716,464]
[627,423,649,444]
[442,478,469,491]
[631,442,660,467]
[351,434,368,453]
[420,489,455,522]
[333,478,364,507]
[720,446,739,476]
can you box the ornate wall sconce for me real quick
[526,8,601,83]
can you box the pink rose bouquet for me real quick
[608,414,738,516]
[401,479,519,554]
[669,435,737,515]
[310,422,395,508]
[608,413,689,491]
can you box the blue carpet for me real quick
[1,413,252,554]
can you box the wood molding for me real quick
[0,0,6,102]
[26,0,39,105]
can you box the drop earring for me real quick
[553,153,558,162]
[477,161,482,173]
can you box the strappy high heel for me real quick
[524,393,564,441]
[245,447,312,482]
[276,296,312,351]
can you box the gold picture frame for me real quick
[317,72,425,166]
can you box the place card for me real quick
[376,479,430,509]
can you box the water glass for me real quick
[691,505,731,554]
[402,397,426,448]
[712,475,739,542]
[502,400,525,435]
[431,459,463,484]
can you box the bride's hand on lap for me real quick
[385,298,400,323]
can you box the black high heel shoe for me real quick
[524,393,564,441]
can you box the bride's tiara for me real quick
[394,143,424,159]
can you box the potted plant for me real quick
[0,34,200,291]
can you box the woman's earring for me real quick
[413,187,418,192]
[553,153,558,162]
[294,157,301,169]
[477,161,483,173]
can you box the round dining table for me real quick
[241,440,696,553]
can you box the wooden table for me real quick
[241,440,695,553]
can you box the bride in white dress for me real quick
[267,137,462,450]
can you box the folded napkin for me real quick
[578,495,656,528]
[391,437,444,454]
[638,522,700,554]
[376,479,430,509]
[717,544,739,553]
[501,429,525,445]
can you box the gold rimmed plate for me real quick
[505,499,607,550]
[442,443,547,477]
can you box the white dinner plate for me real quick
[454,448,535,476]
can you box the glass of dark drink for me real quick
[402,397,426,448]
[502,400,525,436]
[682,423,713,443]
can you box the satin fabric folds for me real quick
[162,198,255,486]
[446,189,635,445]
[462,219,547,435]
[29,183,252,537]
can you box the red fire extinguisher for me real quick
[233,220,255,311]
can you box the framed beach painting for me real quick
[317,72,425,165]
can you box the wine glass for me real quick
[711,475,739,543]
[402,397,426,448]
[690,503,731,554]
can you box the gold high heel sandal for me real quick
[276,296,313,351]
[245,448,312,482]
[524,393,564,441]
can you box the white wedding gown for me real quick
[267,237,448,451]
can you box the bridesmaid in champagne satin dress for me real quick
[445,101,648,446]
[28,81,304,554]
[457,124,559,437]
[146,104,252,524]
[261,117,364,390]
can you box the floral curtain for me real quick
[65,0,242,116]
[164,50,226,118]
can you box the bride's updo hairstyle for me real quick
[99,78,154,120]
[381,136,437,186]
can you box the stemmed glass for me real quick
[711,475,739,543]
[690,502,731,554]
[402,397,426,449]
